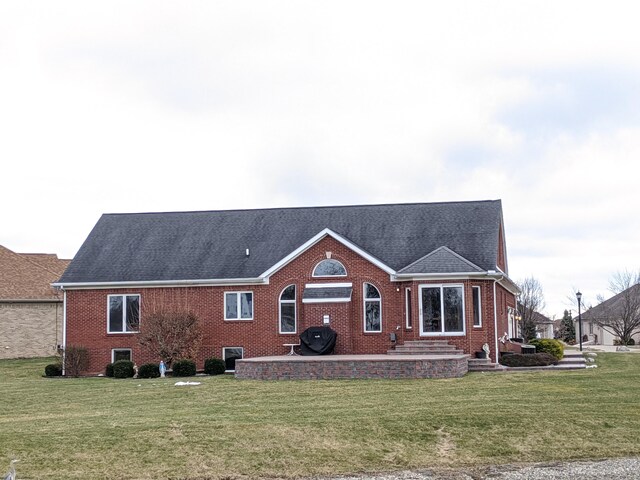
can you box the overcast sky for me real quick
[1,1,639,317]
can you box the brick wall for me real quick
[235,356,469,380]
[65,236,516,373]
[0,301,63,359]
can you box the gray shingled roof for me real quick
[398,246,485,274]
[57,200,504,284]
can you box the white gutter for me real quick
[392,272,490,281]
[52,277,268,290]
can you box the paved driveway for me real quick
[322,457,640,480]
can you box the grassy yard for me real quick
[1,355,640,479]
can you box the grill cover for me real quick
[299,326,338,356]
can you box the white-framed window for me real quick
[405,287,412,329]
[472,286,482,327]
[279,284,296,334]
[419,284,465,336]
[223,347,244,372]
[363,283,382,332]
[224,292,253,320]
[312,259,347,277]
[107,294,140,333]
[111,348,132,363]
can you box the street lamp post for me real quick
[576,291,583,352]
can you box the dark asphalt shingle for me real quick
[57,200,504,283]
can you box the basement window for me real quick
[112,348,132,363]
[223,347,244,372]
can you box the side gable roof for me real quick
[579,284,640,321]
[58,200,505,285]
[0,245,69,300]
[398,246,484,274]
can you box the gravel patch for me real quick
[315,457,640,480]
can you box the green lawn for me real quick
[1,354,639,479]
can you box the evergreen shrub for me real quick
[172,359,197,377]
[529,338,564,360]
[113,360,135,378]
[45,363,62,377]
[499,352,558,367]
[204,357,226,375]
[138,363,160,379]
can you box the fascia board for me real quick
[52,277,268,290]
[392,272,492,281]
[259,228,396,278]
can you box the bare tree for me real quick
[137,289,203,367]
[591,270,640,345]
[517,276,546,342]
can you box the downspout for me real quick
[493,280,499,364]
[62,289,67,376]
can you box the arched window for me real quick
[312,259,347,277]
[279,284,296,334]
[363,283,382,332]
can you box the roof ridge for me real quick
[101,199,502,217]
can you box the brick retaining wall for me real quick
[235,354,468,380]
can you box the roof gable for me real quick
[398,246,484,274]
[0,245,68,300]
[58,200,504,285]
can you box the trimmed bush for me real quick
[113,360,135,378]
[45,363,62,377]
[529,338,564,360]
[138,363,160,379]
[204,357,226,375]
[105,363,114,377]
[499,352,558,367]
[172,359,196,377]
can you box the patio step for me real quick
[467,358,505,372]
[556,351,586,368]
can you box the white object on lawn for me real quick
[174,381,201,386]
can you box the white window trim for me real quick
[405,287,413,329]
[312,259,348,278]
[223,346,244,372]
[363,283,382,333]
[472,286,482,328]
[279,284,297,335]
[224,291,254,320]
[107,294,140,334]
[418,284,466,337]
[111,348,132,363]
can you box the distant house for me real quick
[0,245,71,358]
[575,285,640,345]
[55,200,519,374]
[533,311,554,339]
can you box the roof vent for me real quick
[245,248,250,257]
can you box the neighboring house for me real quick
[0,245,71,359]
[575,286,640,345]
[54,200,519,374]
[533,311,554,339]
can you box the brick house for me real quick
[55,201,518,374]
[0,245,70,359]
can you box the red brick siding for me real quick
[65,236,516,373]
